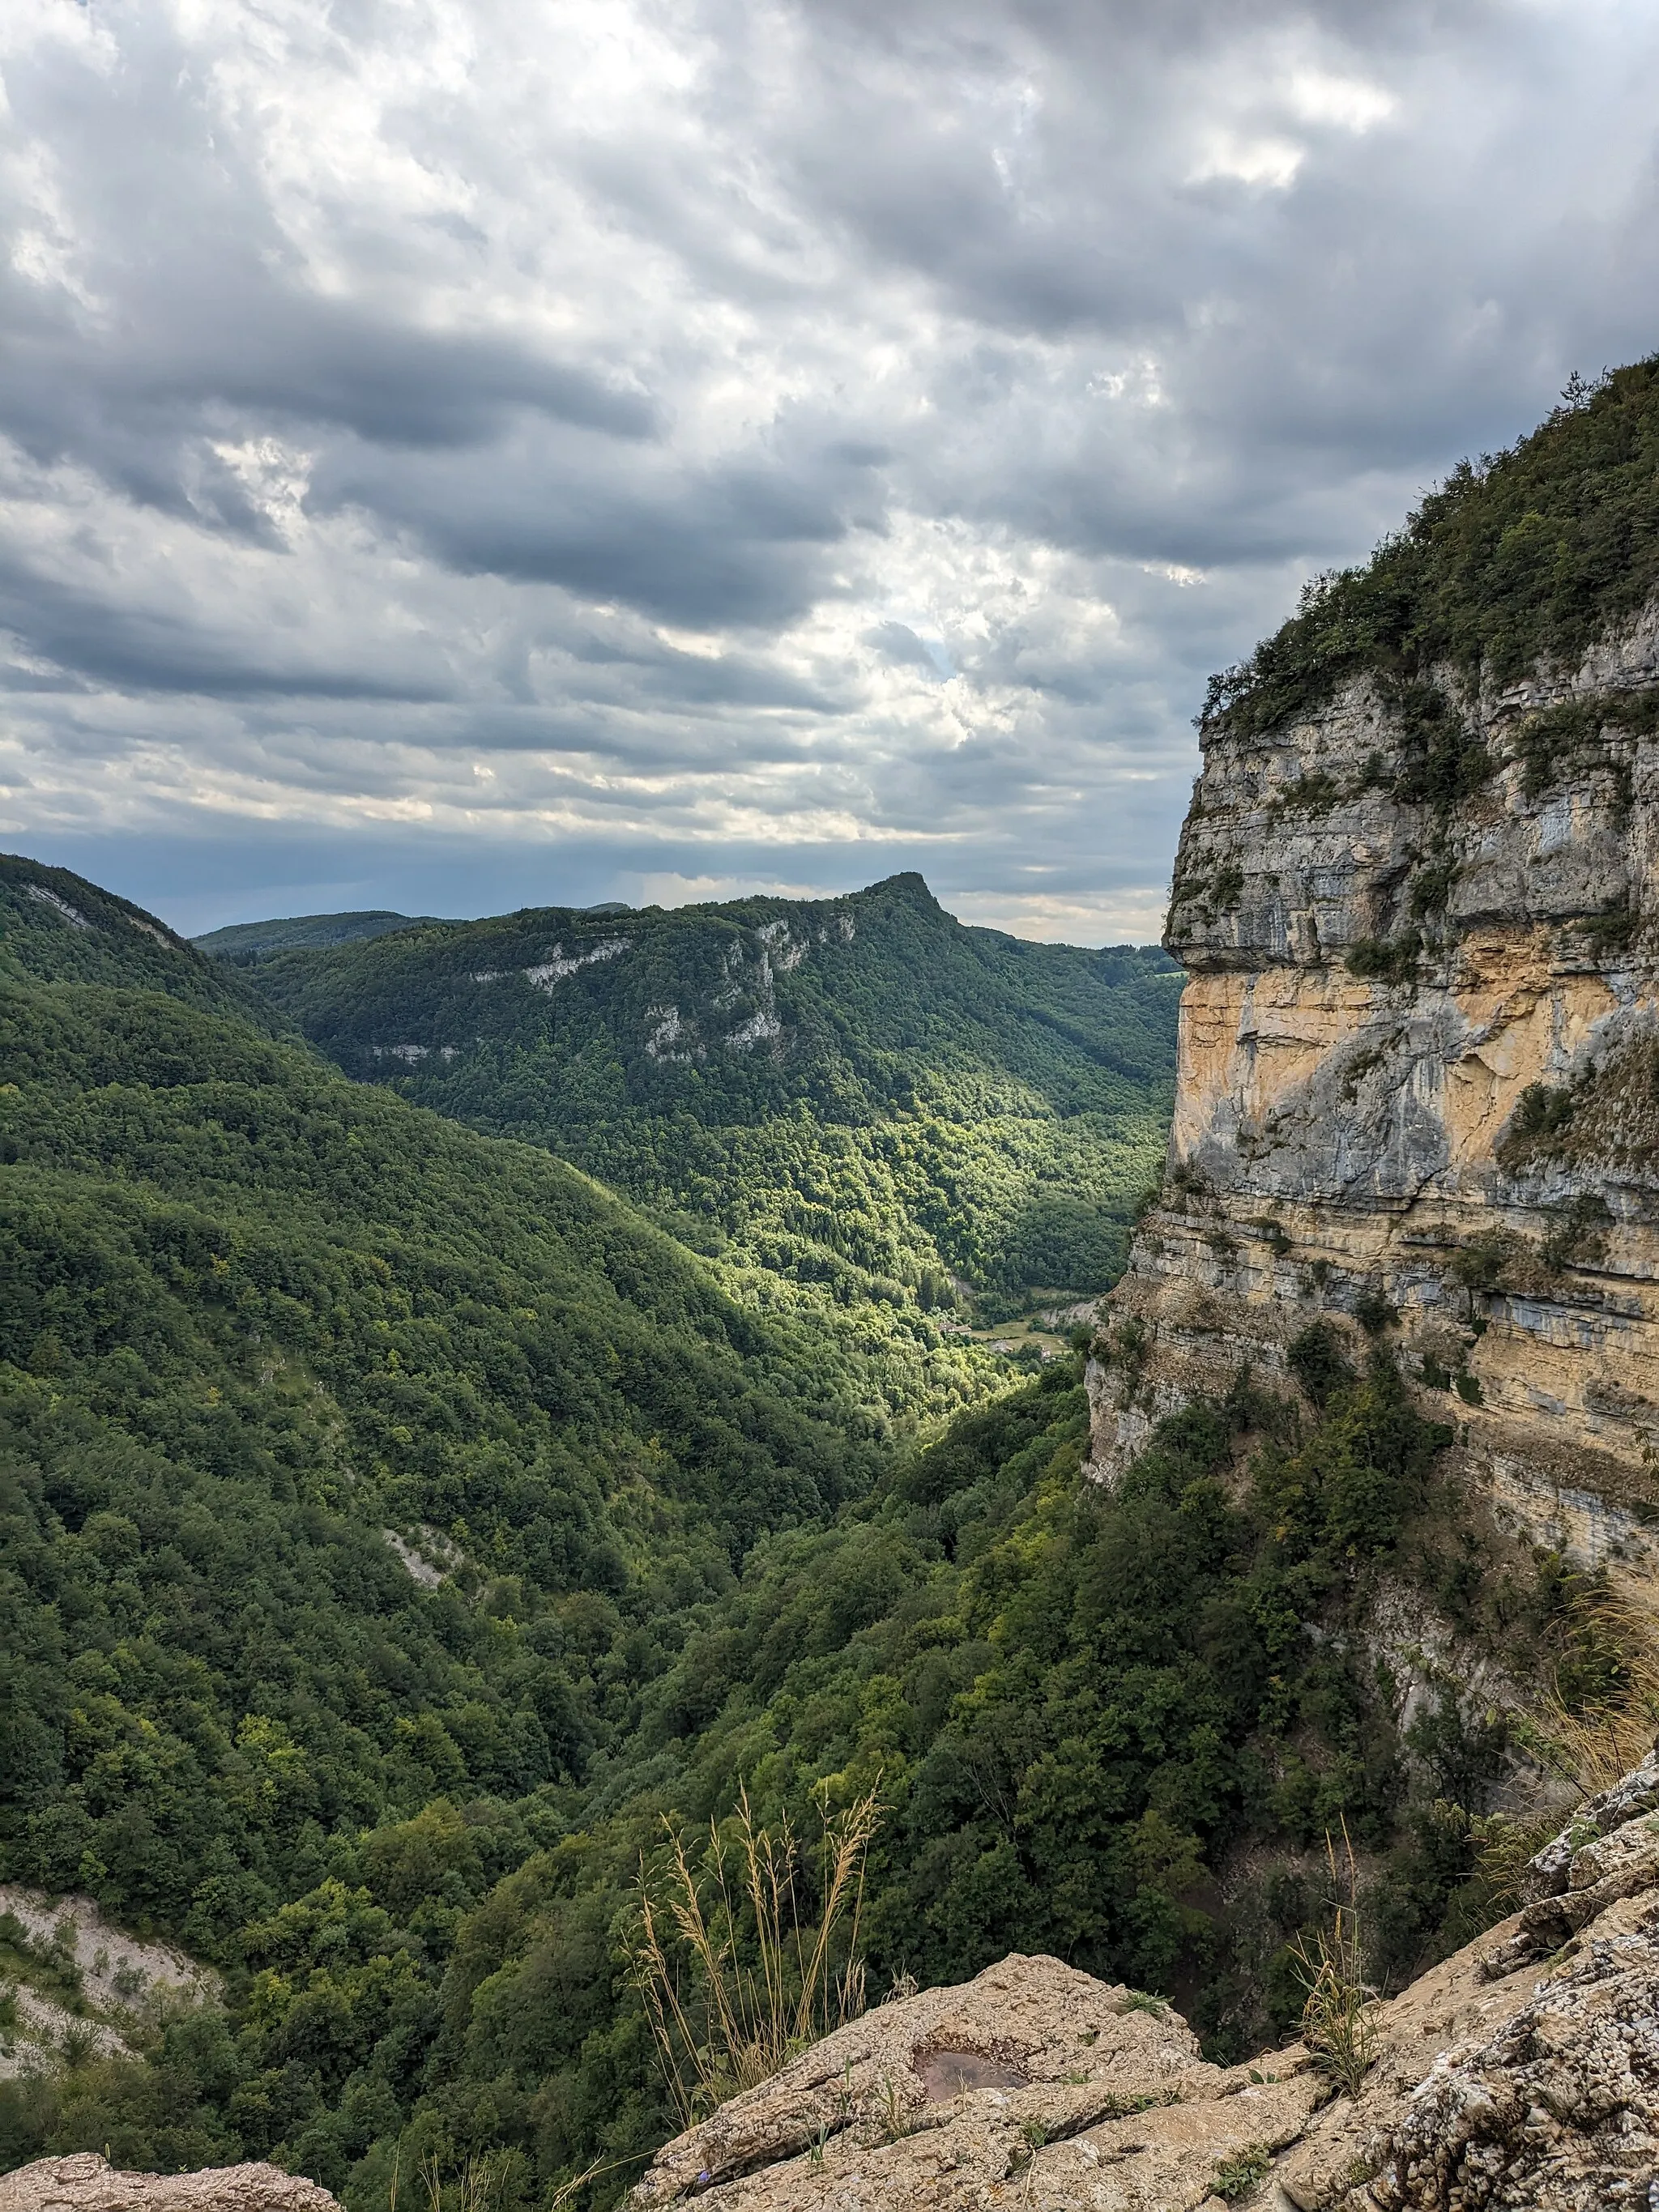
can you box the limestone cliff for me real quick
[1090,588,1659,1595]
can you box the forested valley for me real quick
[0,852,1623,2210]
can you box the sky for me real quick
[2,0,1659,942]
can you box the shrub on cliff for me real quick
[1286,1321,1354,1408]
[1201,356,1659,736]
[1256,1351,1448,1556]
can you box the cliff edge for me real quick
[1090,366,1659,1600]
[12,1771,1657,2212]
[625,1755,1659,2210]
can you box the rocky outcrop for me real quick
[628,1953,1286,2211]
[0,2160,337,2212]
[1090,600,1659,1592]
[15,1776,1658,2212]
[629,1761,1659,2210]
[0,1887,221,2083]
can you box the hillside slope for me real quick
[0,859,277,1025]
[193,914,445,959]
[228,874,1180,1327]
[0,851,891,1958]
[1,1332,1619,2201]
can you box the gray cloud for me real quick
[315,425,875,625]
[1,0,1656,940]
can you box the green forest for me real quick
[0,853,1618,2210]
[226,873,1180,1330]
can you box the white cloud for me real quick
[1188,133,1305,191]
[0,0,1657,938]
[943,883,1172,945]
[1286,69,1396,134]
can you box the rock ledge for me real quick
[0,2159,338,2212]
[629,1762,1659,2211]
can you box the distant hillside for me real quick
[193,910,444,959]
[0,853,279,1023]
[241,872,1183,1322]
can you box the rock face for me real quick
[0,2160,338,2212]
[1090,600,1659,1591]
[629,1761,1659,2210]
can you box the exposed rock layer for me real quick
[0,2161,337,2212]
[1090,603,1659,1592]
[628,1758,1659,2211]
[0,1886,221,2084]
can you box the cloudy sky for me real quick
[2,0,1657,940]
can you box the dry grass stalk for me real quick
[1469,1584,1659,1912]
[1536,1587,1659,1796]
[544,2158,609,2212]
[1291,1820,1375,2099]
[416,2150,503,2212]
[633,1779,882,2124]
[460,2160,501,2212]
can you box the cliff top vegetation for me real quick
[1203,355,1659,739]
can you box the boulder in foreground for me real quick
[630,1756,1659,2210]
[0,2159,338,2212]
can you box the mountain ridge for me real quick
[193,914,446,960]
[227,872,1181,1325]
[0,853,280,1028]
[0,847,902,1955]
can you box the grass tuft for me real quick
[631,1779,882,2125]
[1290,1822,1376,2099]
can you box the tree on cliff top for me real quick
[1203,355,1659,739]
